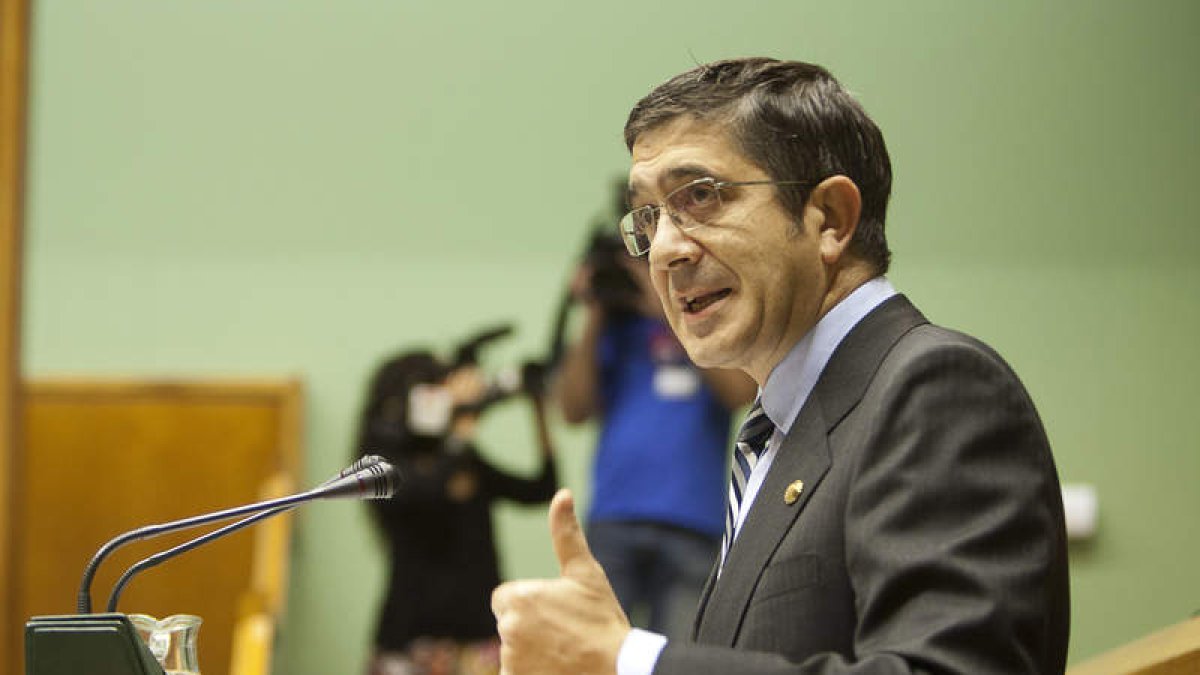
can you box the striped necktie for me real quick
[721,398,775,565]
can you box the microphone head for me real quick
[319,461,399,501]
[348,454,387,478]
[319,454,387,486]
[363,461,399,499]
[355,453,387,469]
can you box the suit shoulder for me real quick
[886,323,1024,380]
[865,323,1047,438]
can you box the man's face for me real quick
[628,117,829,384]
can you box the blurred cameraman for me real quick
[553,226,754,640]
[354,342,557,675]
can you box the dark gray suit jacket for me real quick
[655,296,1070,674]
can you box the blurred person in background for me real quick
[354,345,557,675]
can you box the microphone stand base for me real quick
[25,613,165,675]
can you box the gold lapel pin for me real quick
[784,480,805,505]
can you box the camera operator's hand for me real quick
[572,258,663,320]
[569,263,601,307]
[445,366,487,405]
[619,256,665,320]
[445,366,487,441]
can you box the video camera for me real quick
[430,178,638,420]
[579,175,642,314]
[582,228,642,314]
[448,324,547,416]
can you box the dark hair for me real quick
[624,57,892,273]
[353,350,447,461]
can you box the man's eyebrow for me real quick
[666,165,716,182]
[627,165,719,205]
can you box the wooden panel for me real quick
[16,379,302,675]
[230,612,275,675]
[1068,617,1200,675]
[247,471,296,619]
[0,0,29,669]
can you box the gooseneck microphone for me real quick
[77,455,397,614]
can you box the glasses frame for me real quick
[618,177,809,256]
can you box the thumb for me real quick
[548,489,598,580]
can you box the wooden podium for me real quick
[1068,616,1200,675]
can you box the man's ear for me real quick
[808,175,861,265]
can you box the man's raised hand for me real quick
[491,489,631,675]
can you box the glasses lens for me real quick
[617,179,727,256]
[666,179,722,229]
[619,210,651,256]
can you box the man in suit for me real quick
[491,57,1070,674]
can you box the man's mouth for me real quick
[683,289,732,314]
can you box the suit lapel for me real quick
[692,548,720,637]
[690,294,929,645]
[695,403,831,644]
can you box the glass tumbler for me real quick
[129,613,202,675]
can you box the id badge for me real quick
[653,365,700,399]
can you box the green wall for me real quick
[24,1,1199,672]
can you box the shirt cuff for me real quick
[617,628,668,675]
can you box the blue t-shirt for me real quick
[587,315,732,538]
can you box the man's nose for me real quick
[648,209,701,271]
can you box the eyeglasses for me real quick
[618,177,808,256]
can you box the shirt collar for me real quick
[760,277,897,434]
